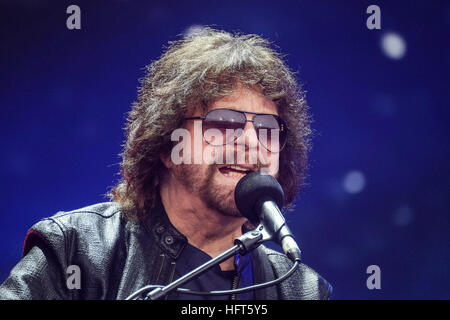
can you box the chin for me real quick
[201,170,242,218]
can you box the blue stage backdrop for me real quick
[0,0,449,299]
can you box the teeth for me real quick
[228,165,249,172]
[223,171,246,177]
[219,165,251,178]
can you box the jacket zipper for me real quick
[154,253,166,285]
[230,273,240,300]
[165,261,177,300]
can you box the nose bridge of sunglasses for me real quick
[234,122,262,149]
[244,118,258,132]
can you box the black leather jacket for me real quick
[0,200,332,300]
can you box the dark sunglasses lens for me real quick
[253,115,287,152]
[203,109,246,145]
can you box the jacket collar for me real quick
[251,246,278,300]
[144,196,187,259]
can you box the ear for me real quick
[160,152,174,169]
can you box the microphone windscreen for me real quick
[234,171,285,223]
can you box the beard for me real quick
[171,163,242,218]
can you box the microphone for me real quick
[234,172,301,262]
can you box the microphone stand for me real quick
[143,226,270,300]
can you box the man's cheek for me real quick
[260,154,279,177]
[203,143,224,165]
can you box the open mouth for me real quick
[218,165,253,178]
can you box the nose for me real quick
[232,120,260,166]
[238,120,259,151]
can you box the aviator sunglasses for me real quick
[185,108,288,153]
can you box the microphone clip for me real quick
[234,222,273,255]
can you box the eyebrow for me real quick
[266,92,286,101]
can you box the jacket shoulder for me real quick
[23,202,125,258]
[262,246,333,300]
[50,202,123,224]
[6,202,131,299]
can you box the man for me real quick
[0,28,332,300]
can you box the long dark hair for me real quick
[109,28,312,221]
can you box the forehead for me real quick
[207,85,278,116]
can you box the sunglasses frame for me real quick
[185,108,288,153]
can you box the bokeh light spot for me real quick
[381,32,407,60]
[343,170,366,194]
[393,205,413,227]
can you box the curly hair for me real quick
[109,27,312,221]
